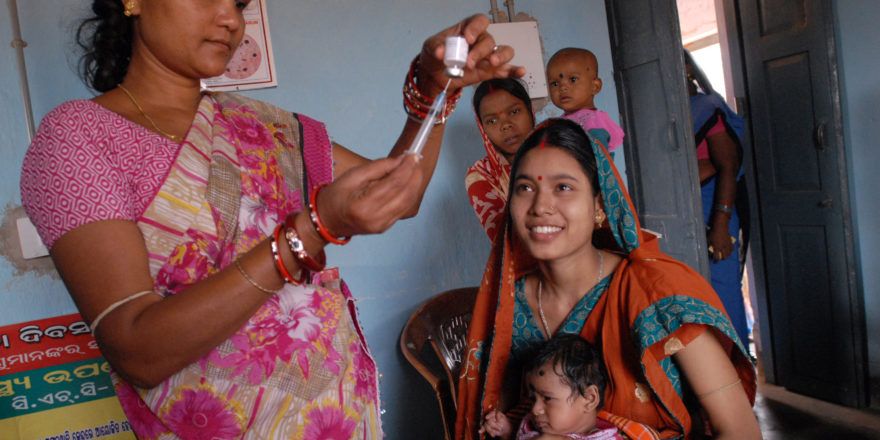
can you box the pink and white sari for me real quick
[114,92,381,439]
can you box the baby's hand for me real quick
[478,409,513,439]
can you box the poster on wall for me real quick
[203,0,277,91]
[0,314,134,440]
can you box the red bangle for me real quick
[309,184,351,245]
[272,223,307,285]
[284,213,326,273]
[402,56,462,124]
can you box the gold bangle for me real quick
[696,378,742,399]
[234,259,281,295]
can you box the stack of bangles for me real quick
[403,56,461,124]
[241,184,352,292]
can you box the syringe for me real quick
[406,79,451,156]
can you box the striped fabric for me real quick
[22,93,382,439]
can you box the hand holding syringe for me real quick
[406,80,451,156]
[406,35,468,156]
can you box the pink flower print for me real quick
[162,386,244,439]
[208,292,321,383]
[239,194,277,238]
[275,288,322,343]
[349,341,377,402]
[155,241,213,295]
[210,317,293,383]
[114,382,169,439]
[297,400,359,440]
[230,113,275,152]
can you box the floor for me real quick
[755,376,880,439]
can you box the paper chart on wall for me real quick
[204,0,277,91]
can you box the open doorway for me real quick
[676,0,759,361]
[671,0,871,411]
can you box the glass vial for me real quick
[444,35,468,78]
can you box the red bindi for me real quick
[538,176,543,180]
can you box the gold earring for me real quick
[595,212,605,225]
[123,1,134,17]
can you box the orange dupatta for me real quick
[455,126,755,439]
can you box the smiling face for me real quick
[509,146,602,263]
[478,89,535,162]
[131,0,251,80]
[527,361,598,436]
[546,51,603,113]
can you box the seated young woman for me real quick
[456,119,761,439]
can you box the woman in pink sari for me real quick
[19,1,523,438]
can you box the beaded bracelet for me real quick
[309,183,351,245]
[403,56,462,124]
[713,202,733,214]
[284,213,326,273]
[713,202,734,218]
[272,223,308,285]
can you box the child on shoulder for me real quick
[546,48,625,153]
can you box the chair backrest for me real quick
[400,287,478,440]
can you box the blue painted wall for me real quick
[835,0,880,405]
[0,1,618,436]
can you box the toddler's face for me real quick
[478,90,535,162]
[527,361,597,436]
[547,53,602,113]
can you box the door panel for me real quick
[604,0,709,277]
[737,0,867,406]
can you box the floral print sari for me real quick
[115,92,381,439]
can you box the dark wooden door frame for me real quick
[722,0,867,406]
[604,0,867,407]
[603,0,710,278]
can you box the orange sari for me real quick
[455,132,755,439]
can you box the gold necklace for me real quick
[117,83,180,141]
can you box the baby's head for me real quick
[546,48,603,113]
[524,334,607,436]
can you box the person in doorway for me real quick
[466,78,536,241]
[546,48,625,155]
[19,0,524,437]
[456,119,760,439]
[684,49,750,345]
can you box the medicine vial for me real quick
[444,35,468,77]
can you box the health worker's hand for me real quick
[417,14,526,97]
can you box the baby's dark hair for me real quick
[524,334,607,407]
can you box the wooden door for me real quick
[604,0,710,277]
[732,0,867,406]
